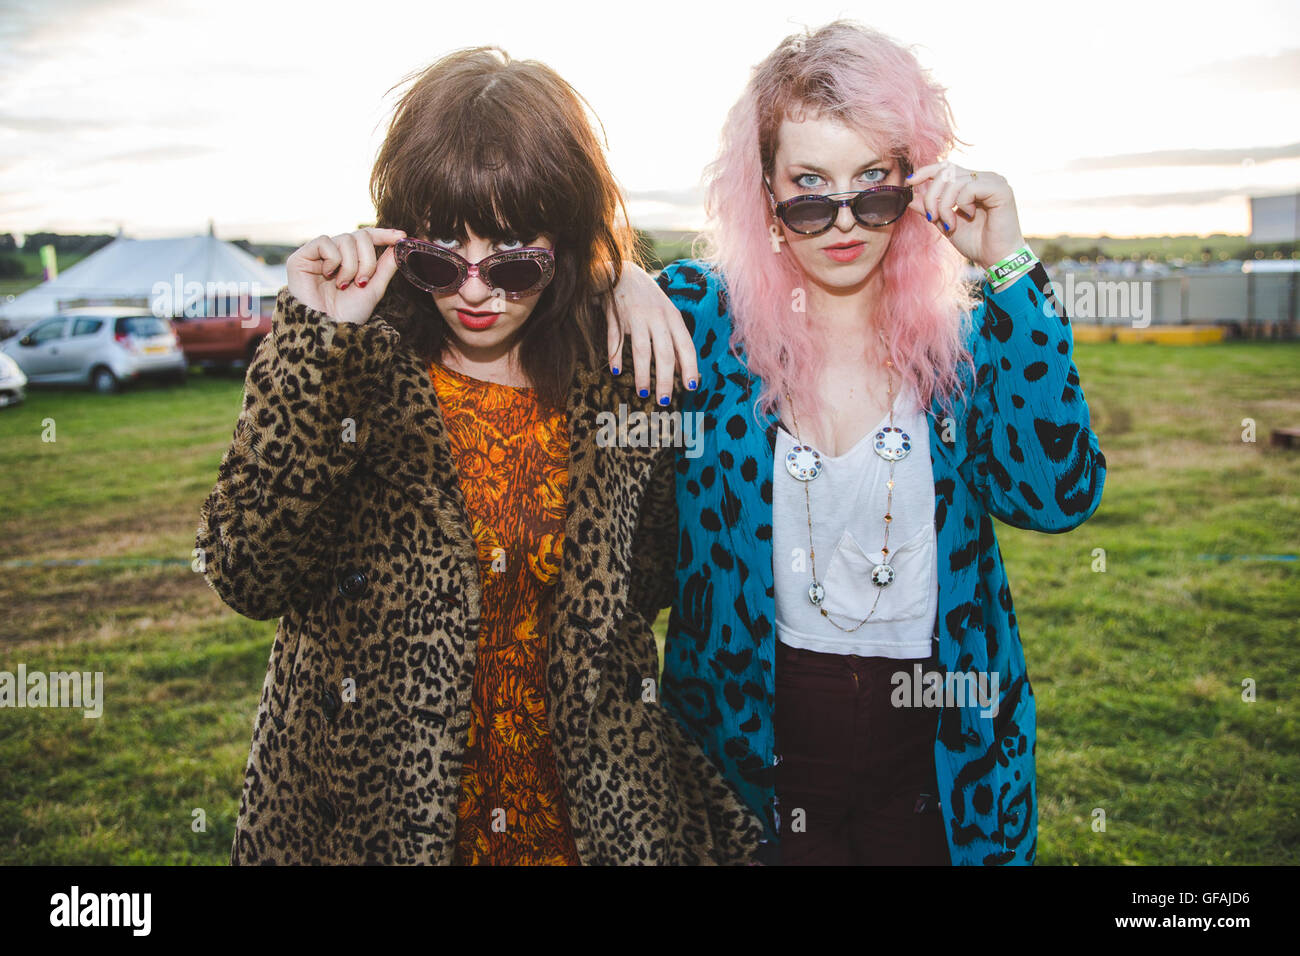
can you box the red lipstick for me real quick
[455,309,499,331]
[824,240,865,263]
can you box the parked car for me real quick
[0,351,27,407]
[171,295,272,370]
[0,308,188,393]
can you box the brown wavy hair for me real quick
[369,46,636,408]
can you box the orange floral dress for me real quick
[429,360,581,866]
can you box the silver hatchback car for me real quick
[0,307,188,393]
[0,351,26,407]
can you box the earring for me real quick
[769,222,785,254]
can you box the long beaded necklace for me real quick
[782,327,912,633]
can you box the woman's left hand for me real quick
[604,262,699,403]
[906,161,1027,270]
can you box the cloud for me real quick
[0,200,43,215]
[1180,48,1300,92]
[0,114,117,134]
[1054,187,1261,208]
[91,144,217,166]
[0,0,134,70]
[624,187,705,205]
[1065,142,1300,172]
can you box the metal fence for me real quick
[1047,267,1299,336]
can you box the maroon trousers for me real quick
[775,640,951,865]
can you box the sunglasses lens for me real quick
[854,189,910,226]
[486,257,546,294]
[780,198,835,234]
[406,250,461,290]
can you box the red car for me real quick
[171,294,274,369]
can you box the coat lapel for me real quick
[364,344,484,624]
[538,366,639,782]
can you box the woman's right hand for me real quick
[285,227,407,324]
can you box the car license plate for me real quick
[144,345,168,354]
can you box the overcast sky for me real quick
[1,0,1298,243]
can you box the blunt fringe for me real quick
[369,46,637,408]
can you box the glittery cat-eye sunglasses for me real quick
[394,238,556,299]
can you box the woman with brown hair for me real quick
[196,46,761,865]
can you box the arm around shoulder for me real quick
[654,258,729,357]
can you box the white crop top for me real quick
[773,381,938,658]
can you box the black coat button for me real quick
[320,690,340,722]
[338,569,368,599]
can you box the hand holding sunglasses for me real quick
[905,161,1028,272]
[285,227,408,325]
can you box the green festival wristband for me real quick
[986,245,1038,292]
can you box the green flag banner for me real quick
[39,244,57,281]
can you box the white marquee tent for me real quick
[0,233,288,326]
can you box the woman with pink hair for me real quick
[611,20,1107,864]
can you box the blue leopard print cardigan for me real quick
[654,258,1107,865]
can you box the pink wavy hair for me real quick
[696,19,979,426]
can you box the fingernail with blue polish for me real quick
[611,366,620,375]
[687,379,697,389]
[942,222,949,232]
[638,388,649,398]
[925,211,931,221]
[658,396,670,406]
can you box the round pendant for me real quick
[785,443,823,481]
[871,562,896,587]
[808,580,825,605]
[873,426,912,462]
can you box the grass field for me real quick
[0,342,1297,865]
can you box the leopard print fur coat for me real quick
[196,286,764,865]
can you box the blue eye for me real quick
[862,168,887,183]
[497,238,525,251]
[794,173,822,190]
[432,237,460,250]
